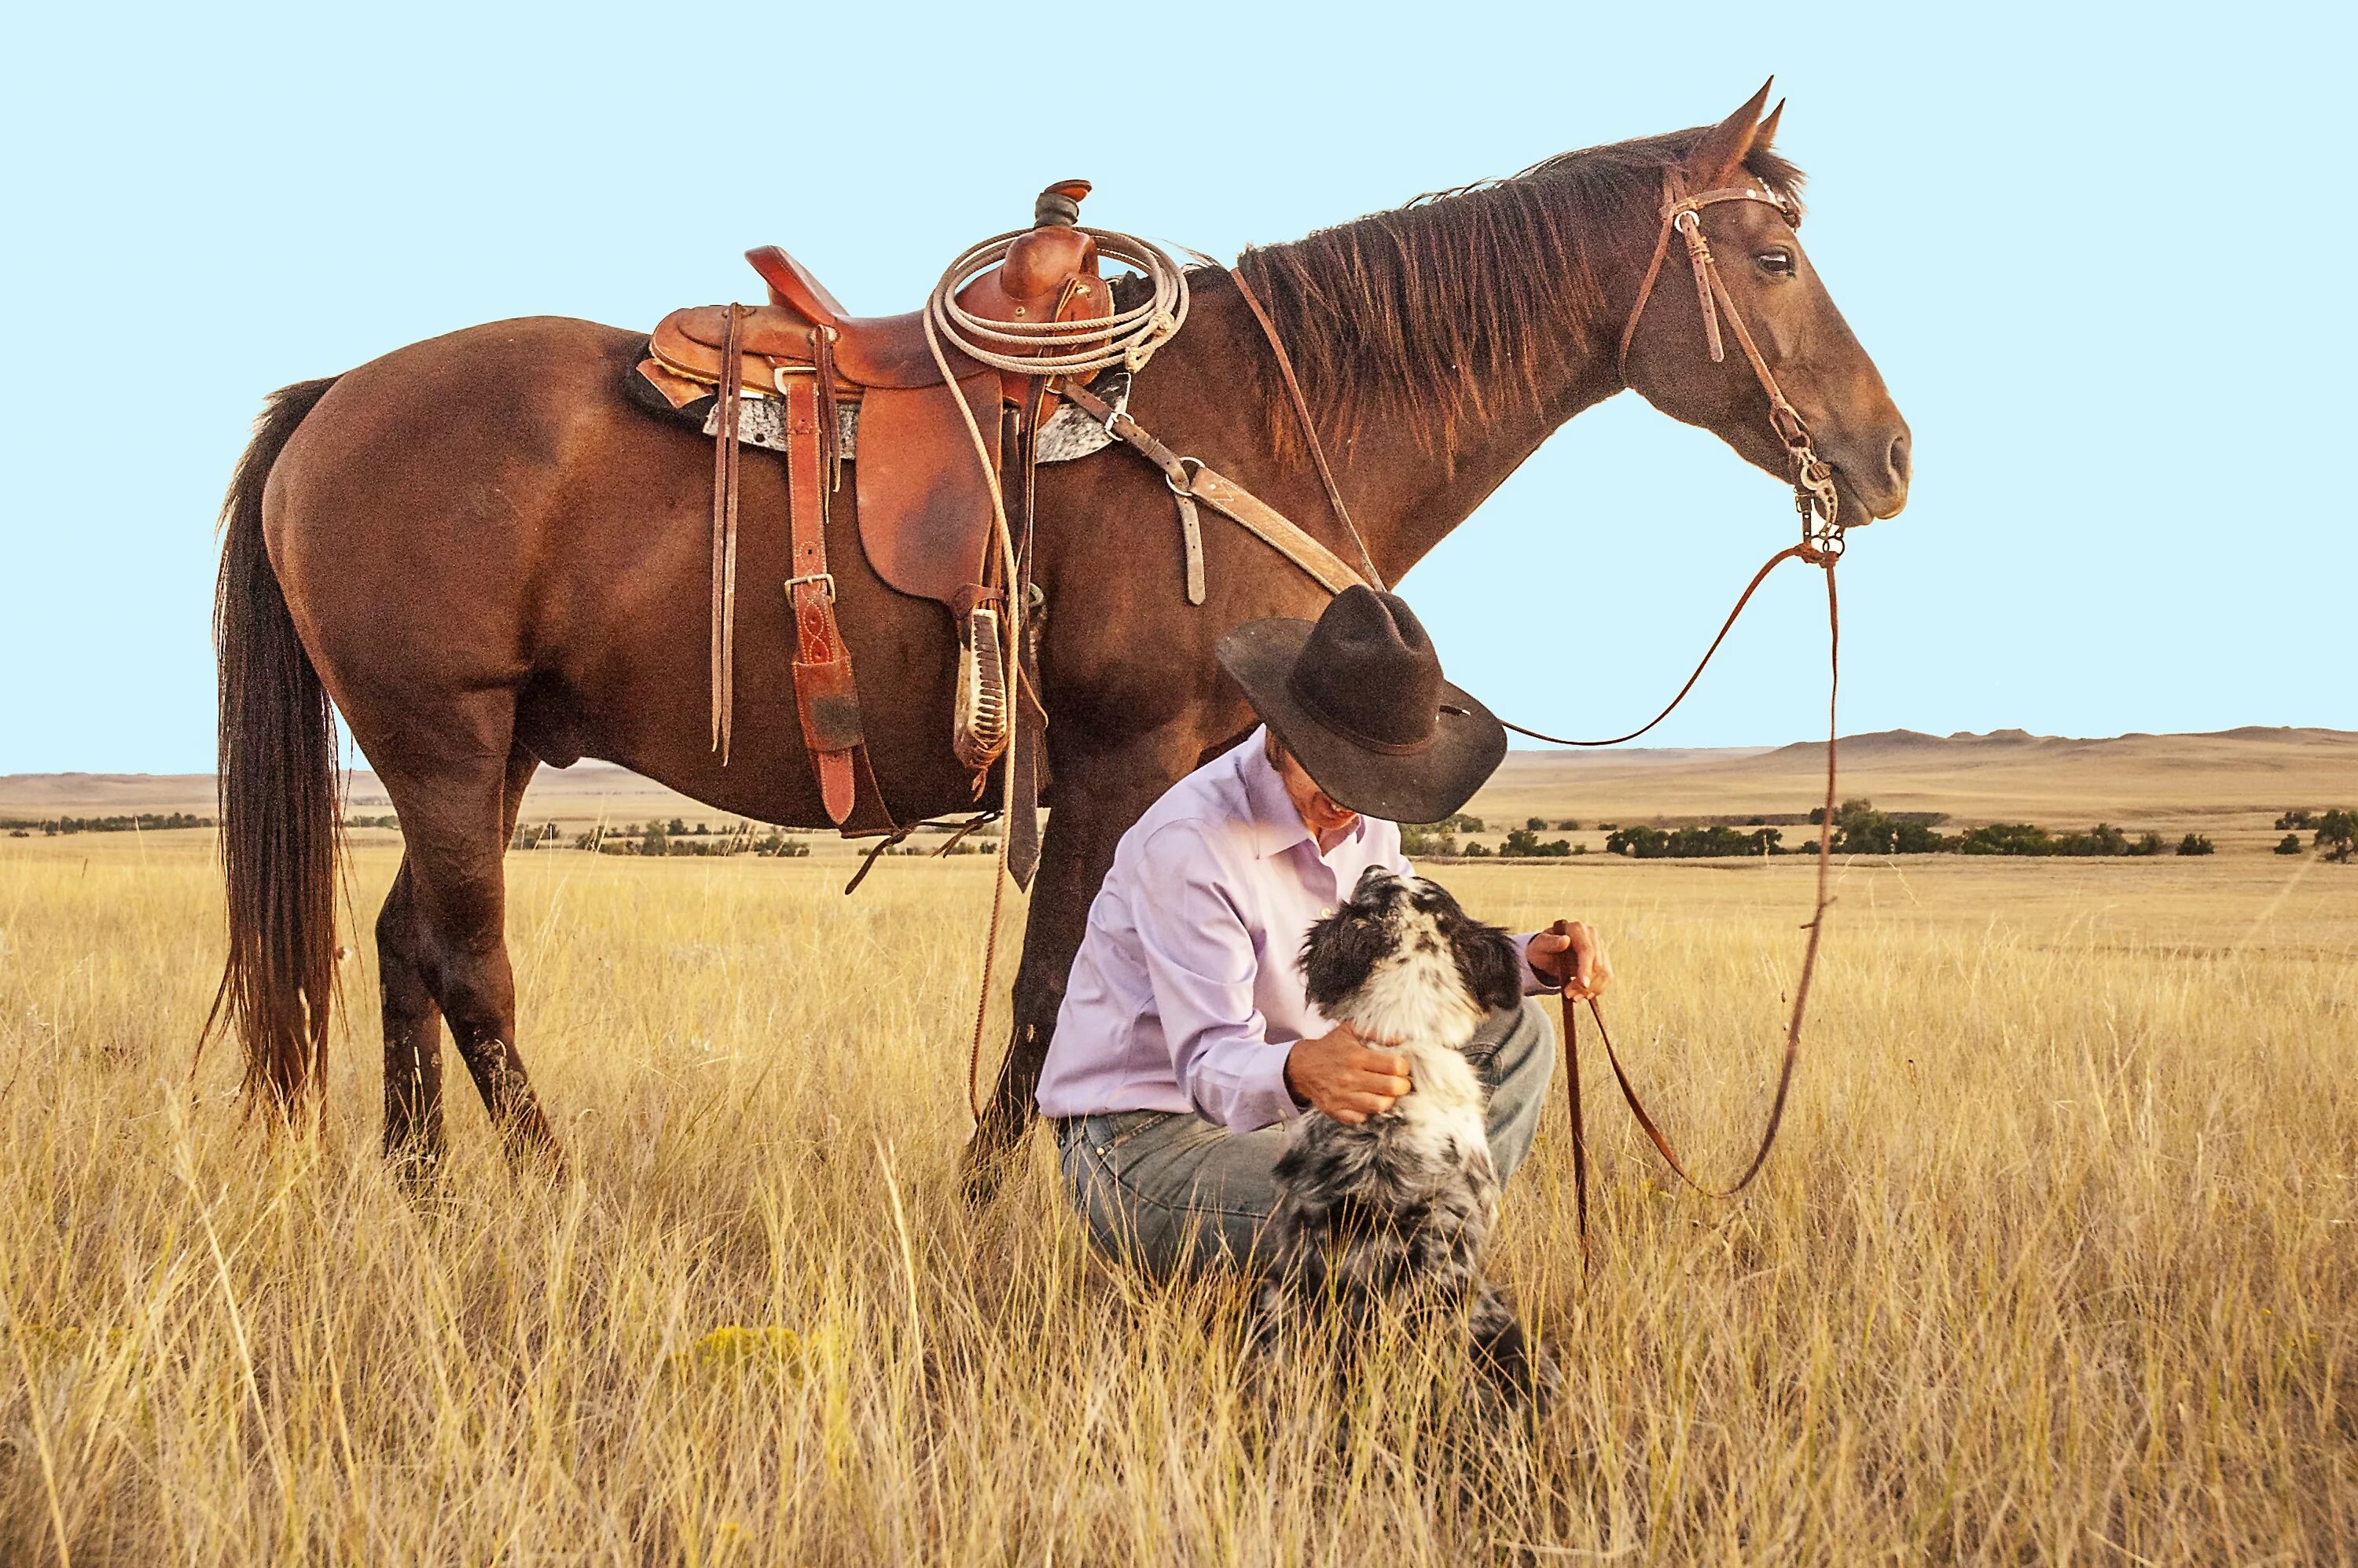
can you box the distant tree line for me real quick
[534,819,814,857]
[3,813,214,835]
[1607,823,1788,858]
[1401,798,2354,865]
[1823,800,2224,857]
[1596,801,2222,861]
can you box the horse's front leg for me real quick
[961,734,1198,1204]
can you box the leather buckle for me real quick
[784,571,837,602]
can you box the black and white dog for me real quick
[1254,866,1555,1401]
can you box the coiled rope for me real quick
[925,227,1189,377]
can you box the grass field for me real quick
[0,833,2351,1563]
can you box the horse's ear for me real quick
[1684,79,1776,189]
[1754,97,1785,155]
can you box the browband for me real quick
[1615,181,1800,382]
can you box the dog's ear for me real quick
[1451,921,1526,1015]
[1301,904,1390,1012]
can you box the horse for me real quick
[205,83,1909,1191]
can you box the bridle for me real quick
[1616,174,1843,557]
[1230,170,1859,1256]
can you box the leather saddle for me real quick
[637,179,1112,611]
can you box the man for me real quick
[1038,586,1611,1279]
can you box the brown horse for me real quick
[208,85,1908,1187]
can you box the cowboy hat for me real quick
[1216,586,1507,824]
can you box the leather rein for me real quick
[1231,175,1853,1255]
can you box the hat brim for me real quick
[1216,616,1508,824]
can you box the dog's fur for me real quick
[1253,866,1555,1401]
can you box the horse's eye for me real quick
[1757,248,1796,277]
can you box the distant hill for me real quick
[1471,726,2357,829]
[6,727,2352,837]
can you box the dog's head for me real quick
[1301,867,1524,1047]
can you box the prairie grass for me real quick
[0,836,2350,1564]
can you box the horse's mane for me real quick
[1231,129,1806,460]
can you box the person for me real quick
[1037,586,1612,1279]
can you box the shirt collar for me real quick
[1238,725,1366,861]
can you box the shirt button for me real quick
[1320,906,1334,918]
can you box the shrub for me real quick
[1400,824,1459,857]
[2276,809,2316,830]
[2176,833,2214,857]
[1826,799,1959,854]
[1556,819,1581,832]
[2316,810,2356,863]
[1959,822,2052,856]
[1500,828,1570,857]
[2276,834,2305,856]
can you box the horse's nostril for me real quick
[1886,431,1912,487]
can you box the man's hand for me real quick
[1284,1025,1412,1126]
[1528,918,1613,1000]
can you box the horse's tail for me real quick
[203,376,345,1114]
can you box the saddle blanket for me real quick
[701,395,1115,465]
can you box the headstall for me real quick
[1617,177,1843,562]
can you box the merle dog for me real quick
[1252,866,1555,1401]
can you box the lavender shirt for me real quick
[1035,729,1557,1130]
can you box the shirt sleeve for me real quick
[1130,821,1300,1132]
[1513,933,1563,995]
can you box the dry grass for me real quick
[0,835,2351,1564]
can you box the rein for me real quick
[1232,174,1852,1251]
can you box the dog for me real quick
[1251,865,1555,1402]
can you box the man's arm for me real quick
[1129,822,1305,1130]
[1134,822,1413,1129]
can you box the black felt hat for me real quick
[1216,586,1508,824]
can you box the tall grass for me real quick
[0,838,2350,1563]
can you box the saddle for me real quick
[633,181,1111,841]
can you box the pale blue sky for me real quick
[2,2,2346,773]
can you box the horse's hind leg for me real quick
[378,740,544,1167]
[379,857,446,1167]
[376,734,560,1166]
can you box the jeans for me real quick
[1052,997,1556,1281]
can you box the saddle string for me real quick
[710,303,746,761]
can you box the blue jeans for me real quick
[1053,997,1555,1281]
